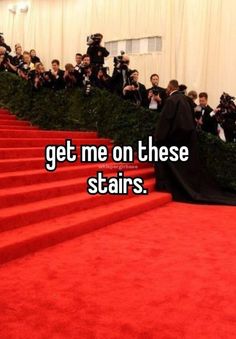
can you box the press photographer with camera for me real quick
[123,69,148,108]
[64,63,77,89]
[74,54,92,87]
[86,33,109,70]
[0,33,11,53]
[0,47,7,72]
[74,53,82,69]
[29,62,47,89]
[30,49,41,65]
[215,93,236,142]
[47,59,65,90]
[12,44,23,67]
[94,67,111,90]
[194,92,218,136]
[147,74,166,111]
[0,46,16,73]
[82,65,96,96]
[111,52,131,96]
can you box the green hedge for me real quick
[0,72,235,191]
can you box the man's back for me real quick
[155,91,196,144]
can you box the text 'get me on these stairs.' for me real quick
[0,108,172,264]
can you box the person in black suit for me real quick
[0,34,11,53]
[94,67,111,90]
[12,44,23,67]
[147,74,167,112]
[47,59,65,90]
[123,70,148,108]
[86,33,109,69]
[111,54,131,97]
[30,49,41,65]
[196,92,218,136]
[154,79,236,205]
[183,90,198,126]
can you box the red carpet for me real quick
[0,203,236,338]
[0,109,171,264]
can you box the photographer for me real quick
[111,53,131,96]
[0,47,7,72]
[86,33,109,70]
[0,46,16,73]
[94,67,111,90]
[18,51,35,71]
[64,63,77,89]
[75,53,82,69]
[82,65,95,96]
[123,70,148,108]
[18,62,31,80]
[74,54,91,87]
[12,44,23,67]
[29,62,47,90]
[147,74,166,112]
[194,92,218,135]
[47,59,65,90]
[30,49,41,65]
[216,93,236,142]
[0,33,11,54]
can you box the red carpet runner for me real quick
[0,108,172,264]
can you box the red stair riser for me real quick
[0,170,154,208]
[0,182,156,233]
[0,162,151,188]
[0,115,17,120]
[0,130,98,138]
[0,195,170,265]
[0,120,31,126]
[0,145,113,159]
[0,138,111,148]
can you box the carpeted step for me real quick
[0,120,31,126]
[0,137,112,148]
[0,151,118,172]
[0,114,17,120]
[0,167,154,208]
[0,125,39,130]
[0,178,156,232]
[0,191,171,264]
[0,161,149,188]
[0,130,98,138]
[0,109,12,115]
[0,145,113,159]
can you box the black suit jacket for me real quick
[147,86,167,111]
[48,69,65,90]
[201,105,218,135]
[123,82,149,108]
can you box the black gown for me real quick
[154,91,236,205]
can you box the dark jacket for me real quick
[201,105,218,136]
[147,86,167,111]
[123,82,149,108]
[47,69,65,90]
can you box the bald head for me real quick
[167,79,179,95]
[122,54,130,64]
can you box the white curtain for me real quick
[0,0,236,107]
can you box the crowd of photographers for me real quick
[0,32,236,142]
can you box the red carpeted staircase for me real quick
[0,108,172,264]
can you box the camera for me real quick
[130,80,139,89]
[87,33,103,46]
[113,51,127,68]
[84,78,92,96]
[19,63,31,75]
[152,86,159,96]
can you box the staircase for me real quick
[0,108,172,264]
